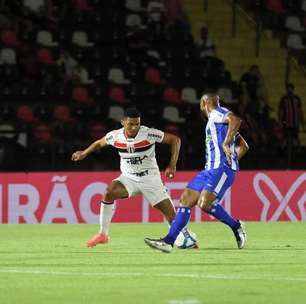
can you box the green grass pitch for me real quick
[0,222,306,304]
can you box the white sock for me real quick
[99,201,116,235]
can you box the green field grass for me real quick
[0,222,306,304]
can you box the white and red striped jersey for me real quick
[105,126,164,180]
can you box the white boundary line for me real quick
[0,269,306,282]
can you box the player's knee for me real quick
[179,191,194,208]
[104,185,117,202]
[197,197,213,213]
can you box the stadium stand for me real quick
[0,0,305,171]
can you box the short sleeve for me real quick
[147,128,164,143]
[210,108,229,123]
[105,130,116,145]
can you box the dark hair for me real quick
[286,83,294,90]
[124,108,141,118]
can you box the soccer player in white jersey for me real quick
[144,94,249,253]
[72,107,197,248]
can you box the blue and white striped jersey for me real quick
[205,107,239,171]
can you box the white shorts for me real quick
[114,174,170,206]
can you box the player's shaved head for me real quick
[200,94,220,116]
[200,94,219,104]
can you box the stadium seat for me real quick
[217,87,235,104]
[125,0,143,12]
[53,105,73,123]
[89,123,107,140]
[72,87,95,105]
[33,124,52,143]
[286,34,306,49]
[181,87,198,104]
[145,68,165,85]
[162,106,185,123]
[0,48,16,64]
[36,31,58,47]
[0,123,15,139]
[164,123,181,136]
[266,0,285,14]
[37,48,54,64]
[125,14,143,28]
[16,105,36,124]
[108,86,128,104]
[285,16,304,32]
[72,31,94,47]
[23,0,44,12]
[1,30,18,47]
[108,68,130,85]
[162,87,181,105]
[108,105,124,122]
[73,0,93,11]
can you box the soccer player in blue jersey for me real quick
[144,94,249,253]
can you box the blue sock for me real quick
[163,207,192,245]
[209,203,240,230]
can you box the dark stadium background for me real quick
[0,0,305,172]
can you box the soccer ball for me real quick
[175,228,197,249]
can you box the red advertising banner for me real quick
[0,171,305,223]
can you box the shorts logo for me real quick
[253,173,306,221]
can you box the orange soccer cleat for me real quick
[86,233,110,248]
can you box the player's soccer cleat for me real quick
[86,233,110,247]
[232,220,247,249]
[144,238,173,253]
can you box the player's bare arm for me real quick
[161,132,181,178]
[223,113,242,164]
[236,134,249,160]
[71,137,108,161]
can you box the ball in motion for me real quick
[175,229,198,249]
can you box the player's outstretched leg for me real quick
[86,201,114,247]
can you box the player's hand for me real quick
[223,144,232,165]
[71,151,87,161]
[165,165,176,179]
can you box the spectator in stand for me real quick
[239,65,265,101]
[72,64,94,85]
[195,26,216,58]
[163,0,182,23]
[57,50,78,81]
[278,83,304,147]
[146,0,167,35]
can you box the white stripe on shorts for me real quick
[214,172,228,194]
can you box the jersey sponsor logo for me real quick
[122,155,148,165]
[129,170,149,177]
[148,133,162,140]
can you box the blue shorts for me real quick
[187,166,236,200]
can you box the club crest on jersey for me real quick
[127,144,135,153]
